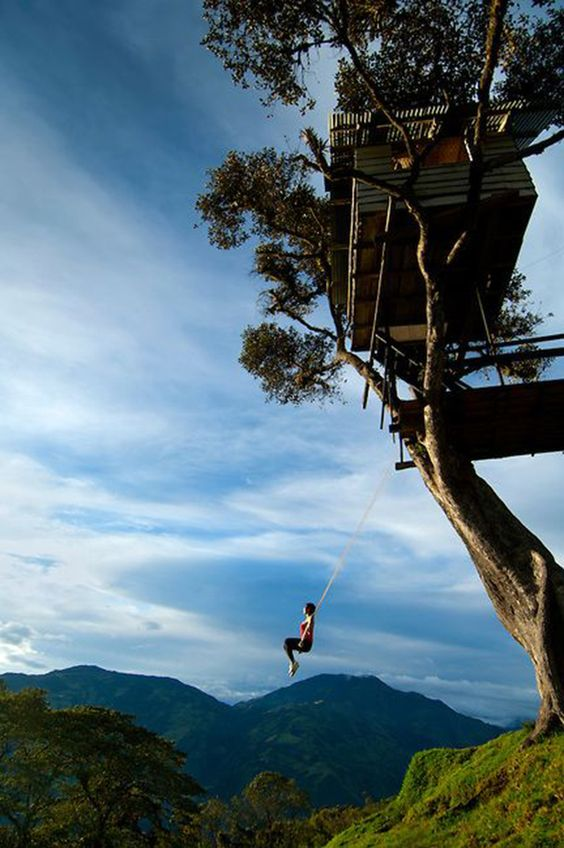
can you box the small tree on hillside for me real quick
[242,771,311,827]
[198,0,564,737]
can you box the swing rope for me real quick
[314,465,393,616]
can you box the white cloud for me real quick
[0,82,258,465]
[379,672,538,726]
[0,622,41,667]
[228,462,465,565]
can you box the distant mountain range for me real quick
[1,666,502,807]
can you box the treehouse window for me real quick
[393,136,469,170]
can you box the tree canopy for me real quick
[203,0,563,121]
[0,684,201,846]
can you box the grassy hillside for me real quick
[326,728,563,847]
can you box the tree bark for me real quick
[341,342,564,737]
[410,437,564,738]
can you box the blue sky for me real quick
[0,0,563,726]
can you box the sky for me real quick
[0,0,563,728]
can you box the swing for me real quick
[285,465,392,677]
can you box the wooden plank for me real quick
[394,380,564,460]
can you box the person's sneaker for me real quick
[288,661,299,677]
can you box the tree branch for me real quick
[446,226,472,267]
[301,137,422,208]
[259,245,325,263]
[407,207,446,401]
[340,41,416,163]
[294,314,336,339]
[483,128,564,172]
[267,219,318,251]
[289,38,334,57]
[269,294,337,340]
[334,342,385,400]
[397,196,457,482]
[473,0,510,150]
[315,0,418,162]
[447,1,510,270]
[348,168,419,205]
[445,110,562,278]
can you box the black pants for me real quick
[283,638,312,664]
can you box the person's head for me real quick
[304,602,316,615]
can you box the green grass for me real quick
[326,729,564,847]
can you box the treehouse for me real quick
[328,102,555,359]
[328,102,564,465]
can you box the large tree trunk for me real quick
[344,342,564,737]
[401,217,564,737]
[412,439,564,738]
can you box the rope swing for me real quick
[314,465,393,616]
[284,465,392,678]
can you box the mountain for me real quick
[1,665,231,784]
[222,675,501,805]
[0,666,501,807]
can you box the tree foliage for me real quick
[196,149,325,251]
[202,0,393,110]
[198,147,344,404]
[189,770,374,848]
[0,685,201,847]
[335,0,488,111]
[203,0,563,121]
[242,771,310,826]
[492,271,553,382]
[498,3,564,125]
[240,323,341,404]
[0,687,59,847]
[199,1,562,403]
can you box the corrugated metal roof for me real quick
[329,102,557,163]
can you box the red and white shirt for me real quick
[300,615,314,645]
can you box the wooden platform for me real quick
[392,380,564,461]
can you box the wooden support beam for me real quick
[460,345,564,376]
[363,197,394,409]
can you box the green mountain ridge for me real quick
[327,728,564,847]
[1,665,502,807]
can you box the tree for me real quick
[0,686,201,846]
[199,0,564,737]
[0,686,61,847]
[242,771,310,828]
[190,797,234,848]
[190,773,310,848]
[41,705,201,847]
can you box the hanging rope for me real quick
[314,464,393,615]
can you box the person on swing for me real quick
[284,602,316,677]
